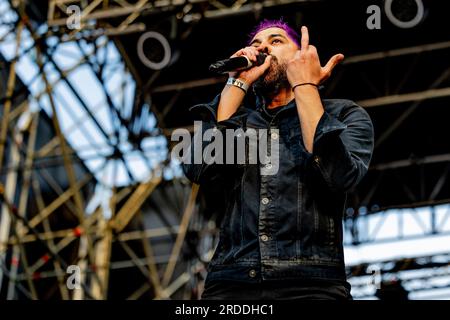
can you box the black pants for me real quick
[201,280,352,300]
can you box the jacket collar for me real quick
[255,90,297,120]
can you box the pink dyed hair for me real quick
[247,18,300,47]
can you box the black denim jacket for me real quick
[182,93,374,285]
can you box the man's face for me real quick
[249,27,299,94]
[250,27,299,62]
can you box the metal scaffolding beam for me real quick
[1,0,449,301]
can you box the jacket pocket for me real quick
[312,200,337,254]
[327,216,336,247]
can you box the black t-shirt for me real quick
[266,107,279,115]
[261,106,282,121]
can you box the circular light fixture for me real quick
[137,31,171,70]
[385,0,424,29]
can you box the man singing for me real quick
[182,19,374,300]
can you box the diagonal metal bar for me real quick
[0,184,96,299]
[7,111,40,299]
[162,183,199,287]
[0,19,23,173]
[136,210,164,298]
[31,167,71,299]
[110,177,162,233]
[374,67,450,149]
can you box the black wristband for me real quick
[292,82,318,92]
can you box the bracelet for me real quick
[291,82,318,92]
[227,77,249,93]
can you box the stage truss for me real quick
[0,0,449,299]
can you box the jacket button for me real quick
[249,269,257,278]
[261,197,269,205]
[271,132,279,140]
[314,156,320,164]
[261,234,269,242]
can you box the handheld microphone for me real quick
[209,53,267,74]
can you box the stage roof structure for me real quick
[1,0,450,300]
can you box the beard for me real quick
[253,54,290,97]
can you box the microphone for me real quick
[209,53,267,74]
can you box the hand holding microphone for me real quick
[209,51,268,74]
[210,46,272,88]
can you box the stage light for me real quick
[137,31,172,70]
[385,0,424,29]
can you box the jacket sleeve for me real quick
[181,94,230,184]
[310,101,374,192]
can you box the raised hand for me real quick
[287,26,344,87]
